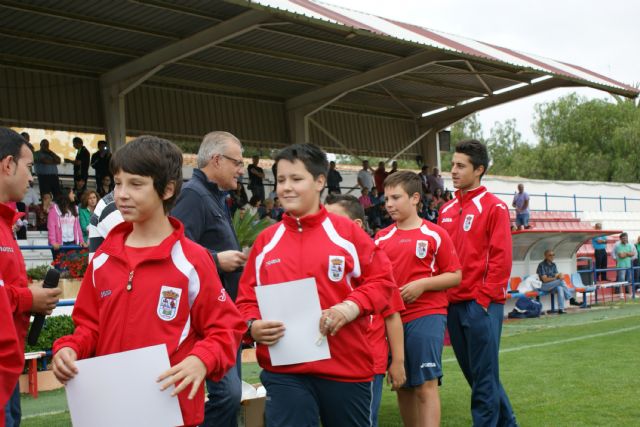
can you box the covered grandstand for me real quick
[1,0,637,169]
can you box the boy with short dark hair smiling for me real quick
[52,136,245,427]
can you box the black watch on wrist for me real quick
[246,318,256,339]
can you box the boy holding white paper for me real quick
[236,143,396,427]
[375,171,461,427]
[51,136,245,427]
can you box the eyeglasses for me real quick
[220,154,244,168]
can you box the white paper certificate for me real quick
[255,277,331,366]
[65,344,184,427]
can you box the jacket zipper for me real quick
[126,270,134,291]
[295,217,302,233]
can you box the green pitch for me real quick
[21,301,640,426]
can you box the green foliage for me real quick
[24,315,75,354]
[232,209,272,248]
[26,264,51,281]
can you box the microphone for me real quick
[27,269,60,346]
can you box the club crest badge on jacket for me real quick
[416,240,428,259]
[157,286,182,321]
[328,256,345,281]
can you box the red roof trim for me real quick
[290,0,384,35]
[382,17,500,62]
[558,61,638,93]
[479,41,580,81]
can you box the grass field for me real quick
[21,301,640,426]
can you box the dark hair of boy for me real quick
[110,135,183,213]
[454,139,489,179]
[383,170,423,199]
[0,128,29,162]
[274,143,328,180]
[325,194,365,223]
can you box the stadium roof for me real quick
[1,0,637,157]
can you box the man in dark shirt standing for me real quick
[171,131,247,427]
[247,155,264,202]
[34,139,61,197]
[327,160,343,194]
[65,137,90,187]
[90,140,111,188]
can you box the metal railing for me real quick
[495,192,640,215]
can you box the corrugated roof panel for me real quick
[232,29,396,70]
[190,46,356,83]
[0,67,102,131]
[126,85,288,145]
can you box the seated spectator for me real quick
[537,249,580,313]
[48,190,85,270]
[424,199,438,224]
[33,192,53,231]
[229,182,248,216]
[78,190,98,242]
[73,177,86,205]
[612,232,637,294]
[432,188,444,209]
[358,187,373,210]
[246,195,261,217]
[442,190,453,203]
[272,197,284,221]
[97,175,114,199]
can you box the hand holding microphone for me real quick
[28,269,61,345]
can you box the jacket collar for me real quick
[0,203,20,228]
[99,216,185,263]
[455,185,487,206]
[192,169,223,195]
[282,205,327,231]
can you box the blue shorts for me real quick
[402,314,446,387]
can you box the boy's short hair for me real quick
[383,170,423,199]
[110,135,183,213]
[455,139,489,178]
[275,143,328,180]
[0,127,29,162]
[325,194,365,222]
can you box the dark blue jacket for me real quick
[171,169,242,300]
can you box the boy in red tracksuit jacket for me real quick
[438,139,518,427]
[236,144,396,427]
[375,171,461,427]
[52,136,245,427]
[324,193,406,427]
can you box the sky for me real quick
[338,0,639,144]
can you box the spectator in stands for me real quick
[418,165,430,194]
[33,192,53,231]
[229,182,248,217]
[22,182,40,209]
[48,189,85,269]
[427,167,444,194]
[246,195,261,217]
[373,161,388,194]
[272,197,284,221]
[612,232,637,294]
[537,249,581,313]
[442,190,453,204]
[592,223,608,282]
[79,190,98,242]
[358,159,374,191]
[87,191,122,263]
[72,177,86,205]
[65,137,90,185]
[326,160,342,194]
[97,175,114,199]
[424,199,438,224]
[432,188,444,209]
[512,183,531,230]
[388,160,399,176]
[247,155,265,202]
[90,140,111,188]
[635,236,640,284]
[358,187,373,210]
[34,138,61,197]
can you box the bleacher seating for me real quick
[20,230,53,269]
[509,210,592,231]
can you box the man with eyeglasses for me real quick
[536,249,580,314]
[171,131,247,427]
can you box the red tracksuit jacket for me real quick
[438,186,512,307]
[236,206,396,382]
[1,282,22,427]
[54,218,245,426]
